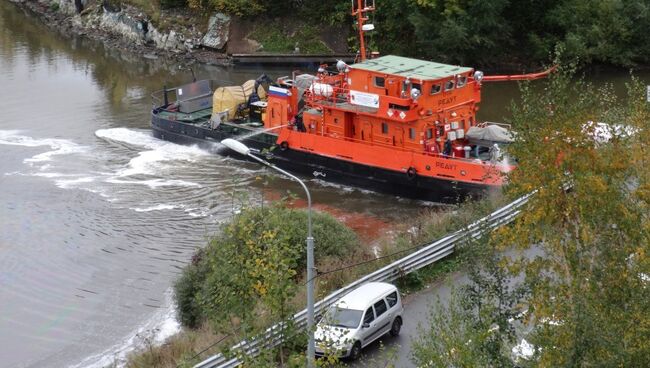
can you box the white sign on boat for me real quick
[350,90,380,108]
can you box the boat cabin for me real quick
[265,55,491,160]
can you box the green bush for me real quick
[174,203,359,329]
[174,250,209,328]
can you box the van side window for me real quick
[386,291,398,308]
[363,307,375,324]
[374,299,388,317]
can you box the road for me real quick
[347,244,541,367]
[348,271,470,368]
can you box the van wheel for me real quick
[349,341,362,360]
[390,317,402,337]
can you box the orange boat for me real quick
[150,0,553,202]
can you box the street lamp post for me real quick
[220,139,316,368]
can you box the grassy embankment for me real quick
[125,193,507,367]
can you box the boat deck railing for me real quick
[311,130,494,165]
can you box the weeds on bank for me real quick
[250,25,331,54]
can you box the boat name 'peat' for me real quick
[436,162,457,170]
[438,96,457,105]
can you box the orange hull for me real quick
[277,129,510,187]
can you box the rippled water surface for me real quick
[0,3,440,367]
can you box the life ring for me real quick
[279,141,289,151]
[406,167,417,180]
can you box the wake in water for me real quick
[0,128,240,215]
[96,127,210,178]
[0,129,88,165]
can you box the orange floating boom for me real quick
[482,65,558,82]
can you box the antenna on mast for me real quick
[352,0,376,62]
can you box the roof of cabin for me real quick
[351,55,473,81]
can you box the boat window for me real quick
[430,84,442,95]
[389,103,409,111]
[412,83,421,92]
[444,80,455,91]
[426,128,433,139]
[374,76,385,88]
[409,128,415,140]
[457,75,467,88]
[382,122,389,134]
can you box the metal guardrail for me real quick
[194,193,533,368]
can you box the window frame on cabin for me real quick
[444,79,455,91]
[430,83,442,95]
[374,76,386,88]
[457,75,467,88]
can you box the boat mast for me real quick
[352,0,375,61]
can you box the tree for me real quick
[407,0,513,65]
[501,66,650,366]
[412,236,527,368]
[412,66,650,367]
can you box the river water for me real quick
[1,2,647,368]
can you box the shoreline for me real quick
[9,0,232,67]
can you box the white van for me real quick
[315,282,403,360]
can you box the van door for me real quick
[360,306,375,345]
[372,299,391,338]
[361,299,390,346]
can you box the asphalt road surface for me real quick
[348,246,540,367]
[348,271,470,368]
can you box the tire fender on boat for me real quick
[279,141,289,151]
[406,167,417,180]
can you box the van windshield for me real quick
[323,306,363,328]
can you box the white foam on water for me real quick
[130,204,181,212]
[96,128,211,178]
[311,178,372,194]
[181,205,210,218]
[32,172,82,178]
[0,130,87,164]
[55,177,97,189]
[105,178,202,189]
[96,127,208,157]
[69,288,181,368]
